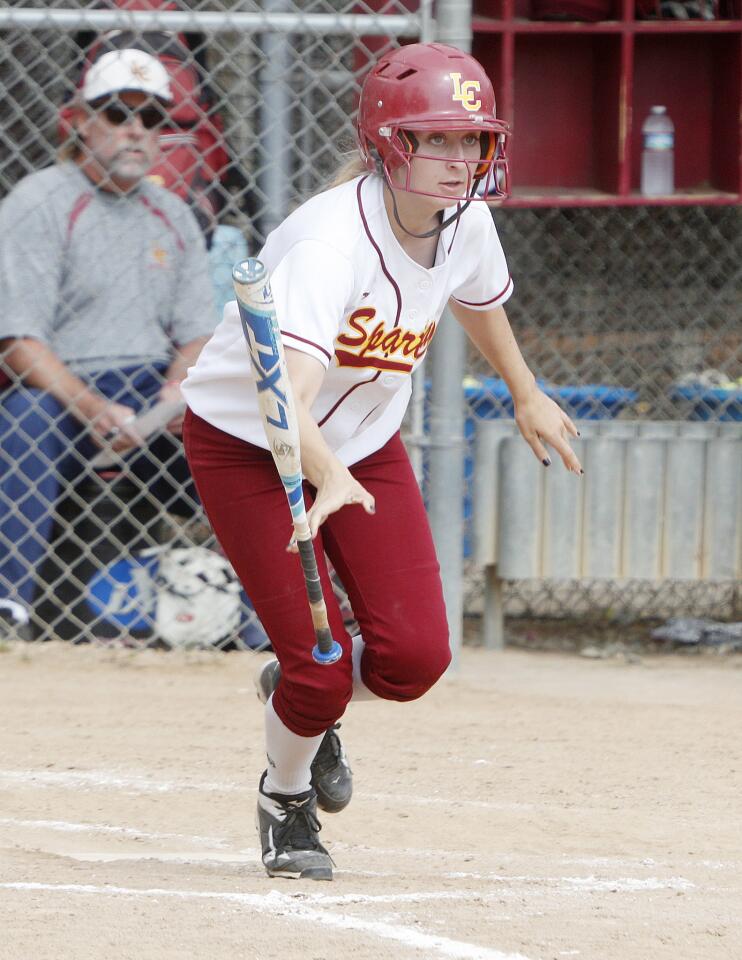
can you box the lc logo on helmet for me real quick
[450,73,481,112]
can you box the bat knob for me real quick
[232,258,267,286]
[312,639,343,665]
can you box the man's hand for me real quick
[158,380,186,435]
[514,385,583,475]
[90,402,144,451]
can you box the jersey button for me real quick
[418,280,431,291]
[381,374,397,387]
[408,308,419,319]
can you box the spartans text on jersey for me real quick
[334,307,436,372]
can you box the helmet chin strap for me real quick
[383,178,474,239]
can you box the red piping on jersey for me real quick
[454,275,512,308]
[138,194,185,251]
[317,369,380,428]
[317,176,404,429]
[66,192,94,243]
[282,329,332,364]
[357,176,402,331]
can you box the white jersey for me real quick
[182,174,513,466]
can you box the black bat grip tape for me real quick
[297,539,324,604]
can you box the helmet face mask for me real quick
[357,43,510,203]
[378,126,509,202]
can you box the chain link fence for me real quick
[1,1,739,650]
[0,0,422,648]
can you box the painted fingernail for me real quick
[579,468,585,475]
[576,430,581,437]
[542,458,551,467]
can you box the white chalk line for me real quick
[0,812,730,880]
[255,874,696,900]
[0,769,535,810]
[5,770,731,833]
[0,817,229,848]
[0,768,236,794]
[0,882,533,960]
[63,851,262,866]
[42,860,702,894]
[562,876,694,893]
[0,818,696,893]
[6,770,739,842]
[362,791,538,811]
[333,841,735,876]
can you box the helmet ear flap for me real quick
[383,127,417,174]
[399,129,418,155]
[475,131,496,180]
[357,130,380,173]
[369,144,384,176]
[365,126,416,178]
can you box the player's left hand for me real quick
[514,387,583,475]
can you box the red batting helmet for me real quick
[357,43,510,201]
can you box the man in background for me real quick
[0,48,218,620]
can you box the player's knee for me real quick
[273,676,352,738]
[364,631,451,702]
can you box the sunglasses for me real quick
[94,100,167,131]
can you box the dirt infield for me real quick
[1,641,740,960]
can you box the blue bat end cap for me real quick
[232,258,266,285]
[312,640,343,665]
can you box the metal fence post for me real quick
[426,0,472,668]
[258,0,291,237]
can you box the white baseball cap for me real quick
[82,48,173,104]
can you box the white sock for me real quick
[262,696,324,796]
[351,634,380,702]
[262,635,377,795]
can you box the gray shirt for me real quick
[0,163,218,374]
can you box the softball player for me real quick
[181,42,582,881]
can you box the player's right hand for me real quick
[289,466,376,549]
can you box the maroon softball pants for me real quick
[183,409,451,737]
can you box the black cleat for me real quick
[255,658,354,814]
[256,771,333,880]
[310,724,353,814]
[254,657,282,705]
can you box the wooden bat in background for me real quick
[232,258,342,665]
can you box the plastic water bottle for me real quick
[641,106,674,197]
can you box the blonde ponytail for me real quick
[326,152,370,190]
